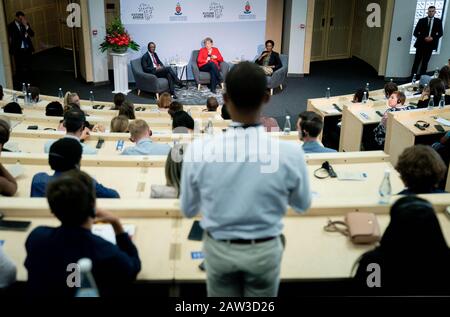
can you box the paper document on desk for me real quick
[7,163,25,179]
[3,141,20,153]
[92,224,135,244]
[435,117,450,127]
[336,171,368,181]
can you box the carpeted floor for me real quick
[27,47,395,128]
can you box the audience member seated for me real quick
[432,130,450,165]
[354,196,450,295]
[29,86,40,103]
[417,78,450,108]
[373,91,415,149]
[169,101,194,131]
[0,118,18,196]
[255,40,282,76]
[122,119,171,156]
[260,116,279,132]
[151,144,184,198]
[157,92,172,111]
[0,84,3,101]
[384,82,398,99]
[32,138,119,198]
[112,92,125,110]
[221,103,231,120]
[110,115,129,133]
[297,111,336,154]
[395,145,447,195]
[418,65,450,89]
[45,101,64,117]
[3,102,22,114]
[44,108,98,155]
[25,170,139,297]
[118,101,136,120]
[205,97,219,112]
[352,88,370,103]
[63,92,80,112]
[0,247,16,290]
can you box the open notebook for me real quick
[92,224,136,245]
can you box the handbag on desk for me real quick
[324,212,381,244]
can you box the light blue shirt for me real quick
[44,135,98,155]
[180,123,311,240]
[302,141,337,154]
[121,138,171,156]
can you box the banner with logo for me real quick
[121,0,267,81]
[121,0,267,24]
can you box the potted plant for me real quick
[100,18,139,54]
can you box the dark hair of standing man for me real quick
[224,61,268,114]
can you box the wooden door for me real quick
[326,0,355,59]
[311,0,329,61]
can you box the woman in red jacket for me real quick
[197,37,224,94]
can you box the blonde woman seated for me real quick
[151,144,184,198]
[157,92,172,111]
[63,92,80,112]
[110,115,129,133]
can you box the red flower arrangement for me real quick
[100,18,139,53]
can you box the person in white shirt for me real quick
[180,62,312,297]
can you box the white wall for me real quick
[285,0,308,75]
[386,0,450,78]
[88,0,109,83]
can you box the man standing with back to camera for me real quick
[411,6,443,78]
[8,11,35,89]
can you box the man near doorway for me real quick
[141,42,184,99]
[411,6,443,78]
[8,11,35,89]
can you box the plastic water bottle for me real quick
[428,95,435,110]
[283,115,291,135]
[58,88,64,100]
[411,74,417,85]
[89,91,95,106]
[325,87,331,99]
[438,94,446,109]
[390,78,393,83]
[379,169,392,205]
[116,140,124,152]
[12,92,17,103]
[75,258,99,297]
[26,92,31,106]
[194,119,201,134]
[362,91,368,103]
[22,83,26,97]
[206,118,214,135]
[365,82,370,92]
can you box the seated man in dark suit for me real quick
[25,169,141,297]
[141,42,184,99]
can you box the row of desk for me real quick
[1,151,406,200]
[1,194,449,282]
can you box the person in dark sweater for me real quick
[354,196,450,295]
[25,170,140,297]
[31,138,120,198]
[395,145,447,195]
